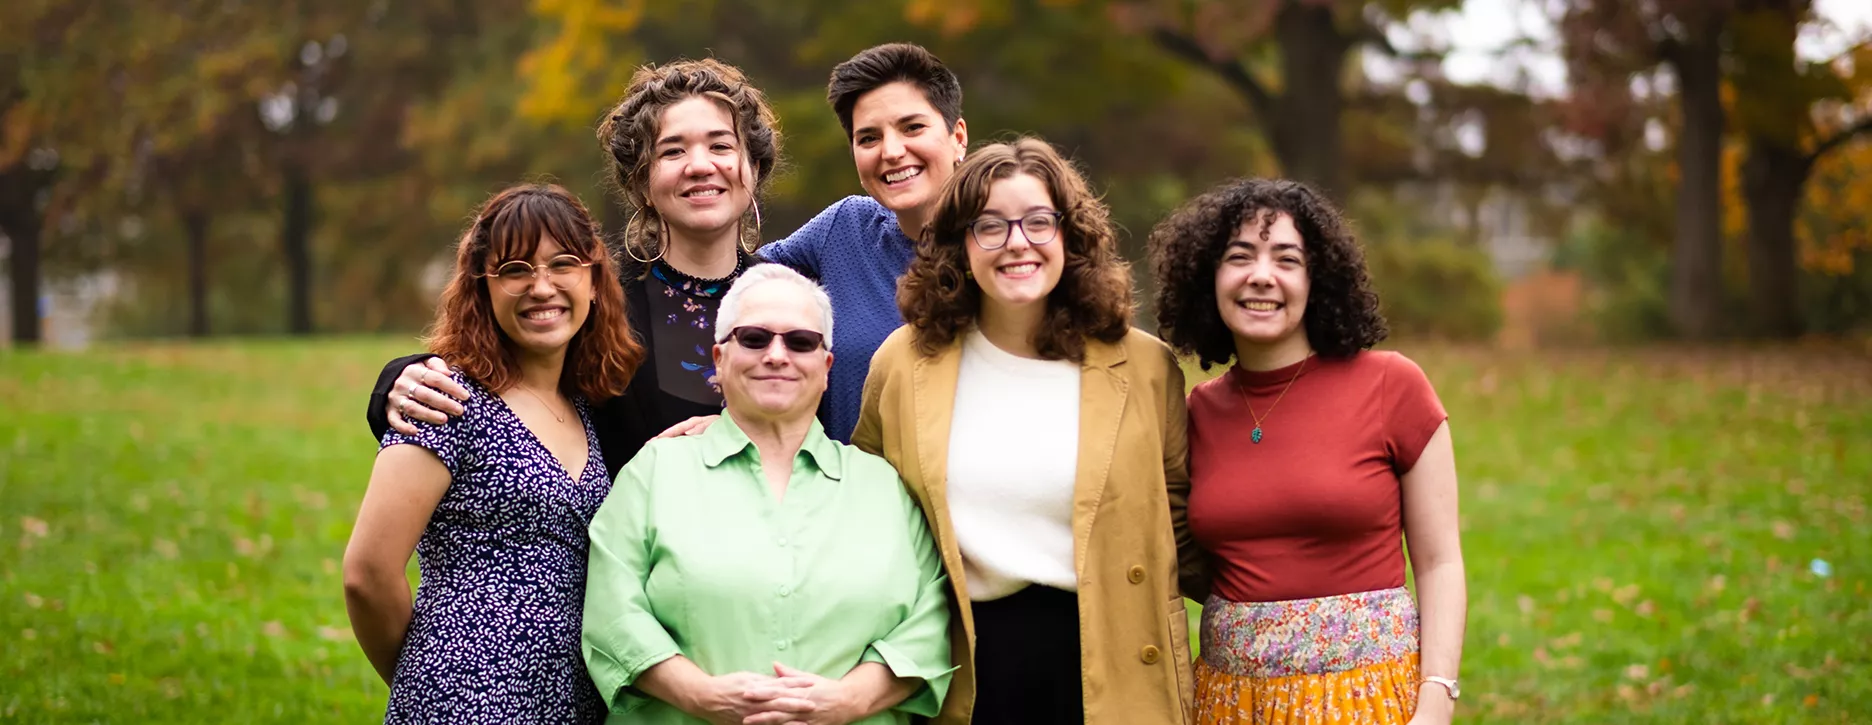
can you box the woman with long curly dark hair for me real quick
[1148,178,1468,725]
[343,183,642,723]
[854,137,1205,724]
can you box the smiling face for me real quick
[489,234,593,360]
[965,172,1066,316]
[646,96,754,243]
[849,81,967,218]
[712,281,833,426]
[1215,211,1311,352]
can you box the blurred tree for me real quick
[1726,0,1871,337]
[1557,0,1733,340]
[1105,0,1460,202]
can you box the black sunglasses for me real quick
[726,325,826,353]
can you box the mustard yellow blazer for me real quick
[853,326,1205,725]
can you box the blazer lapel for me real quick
[911,339,964,529]
[1072,338,1128,578]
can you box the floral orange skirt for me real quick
[1194,587,1421,725]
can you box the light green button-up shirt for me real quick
[582,413,954,724]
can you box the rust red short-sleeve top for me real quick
[1187,350,1447,603]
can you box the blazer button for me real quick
[1140,645,1161,664]
[1127,565,1146,584]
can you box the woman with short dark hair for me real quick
[342,183,643,723]
[1148,178,1468,725]
[856,137,1203,725]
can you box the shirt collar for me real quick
[701,410,844,480]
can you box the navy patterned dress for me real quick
[377,372,608,724]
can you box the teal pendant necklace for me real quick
[1239,357,1307,444]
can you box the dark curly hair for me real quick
[1147,178,1386,370]
[826,43,963,140]
[428,184,643,402]
[597,58,781,263]
[899,137,1133,361]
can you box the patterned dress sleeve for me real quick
[377,371,475,478]
[1381,352,1449,474]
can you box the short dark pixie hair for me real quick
[1147,178,1388,370]
[826,43,963,139]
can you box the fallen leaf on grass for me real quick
[92,640,114,655]
[153,539,179,559]
[20,517,47,538]
[1635,600,1656,617]
[318,626,349,642]
[108,673,125,685]
[1772,520,1794,540]
[22,593,42,609]
[21,629,36,641]
[1625,664,1649,680]
[1593,608,1614,623]
[262,621,287,638]
[1517,595,1535,615]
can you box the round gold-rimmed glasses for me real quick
[482,254,595,296]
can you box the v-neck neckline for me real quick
[486,387,599,487]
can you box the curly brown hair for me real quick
[427,184,643,402]
[597,58,781,263]
[898,137,1133,361]
[1148,177,1386,370]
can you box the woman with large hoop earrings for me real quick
[364,58,782,473]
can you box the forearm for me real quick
[633,655,713,717]
[1414,558,1466,678]
[343,571,414,685]
[839,662,917,720]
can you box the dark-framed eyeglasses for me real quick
[725,325,826,353]
[967,211,1063,251]
[482,254,595,296]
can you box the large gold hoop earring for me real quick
[623,207,664,264]
[740,200,761,254]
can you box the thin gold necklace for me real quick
[516,383,566,423]
[1237,356,1308,444]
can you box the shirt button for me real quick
[1128,565,1146,584]
[777,639,791,651]
[1140,645,1161,664]
[778,586,791,597]
[777,537,788,547]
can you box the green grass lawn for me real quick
[2,338,1868,722]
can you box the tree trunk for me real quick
[183,209,211,337]
[1271,2,1351,202]
[0,166,52,346]
[1664,18,1727,339]
[1740,137,1809,338]
[281,162,314,335]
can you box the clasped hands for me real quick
[696,663,864,725]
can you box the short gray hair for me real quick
[715,263,836,348]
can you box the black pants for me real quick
[970,585,1085,725]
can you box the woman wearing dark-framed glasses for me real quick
[853,138,1204,724]
[343,183,643,723]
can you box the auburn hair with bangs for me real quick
[898,137,1133,361]
[426,183,643,402]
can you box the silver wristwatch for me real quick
[1422,675,1460,700]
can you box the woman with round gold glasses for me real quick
[343,183,643,723]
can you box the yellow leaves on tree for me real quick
[517,0,648,126]
[1719,42,1872,277]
